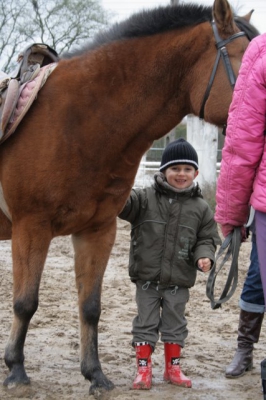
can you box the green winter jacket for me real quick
[119,173,221,288]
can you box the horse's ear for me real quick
[240,9,254,23]
[213,0,235,35]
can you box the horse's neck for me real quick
[82,26,208,141]
[57,26,211,185]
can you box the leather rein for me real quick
[206,227,242,309]
[199,21,246,123]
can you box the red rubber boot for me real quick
[132,343,152,390]
[163,342,192,388]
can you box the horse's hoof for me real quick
[89,378,115,397]
[3,366,30,387]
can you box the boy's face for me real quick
[164,164,198,190]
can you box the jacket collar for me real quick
[153,172,202,199]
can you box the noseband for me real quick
[199,21,246,123]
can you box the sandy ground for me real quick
[0,218,264,400]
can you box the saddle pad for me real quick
[1,79,20,134]
[1,63,57,144]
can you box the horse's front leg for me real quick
[3,218,51,387]
[0,208,12,239]
[72,220,116,396]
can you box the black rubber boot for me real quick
[261,359,266,399]
[225,309,264,378]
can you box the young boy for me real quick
[119,138,221,390]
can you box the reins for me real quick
[199,21,246,120]
[206,227,242,309]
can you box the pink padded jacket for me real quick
[215,33,266,236]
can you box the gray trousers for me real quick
[132,281,189,349]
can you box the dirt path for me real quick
[0,219,264,399]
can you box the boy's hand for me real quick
[198,258,211,272]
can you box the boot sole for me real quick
[132,385,151,390]
[164,378,192,388]
[225,364,253,379]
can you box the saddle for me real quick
[0,43,59,144]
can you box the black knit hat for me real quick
[159,138,198,171]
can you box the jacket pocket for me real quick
[129,220,166,280]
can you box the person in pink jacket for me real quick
[215,32,266,299]
[215,33,266,384]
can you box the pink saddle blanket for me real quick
[0,63,57,144]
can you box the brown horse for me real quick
[0,0,258,396]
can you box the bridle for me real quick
[199,20,247,127]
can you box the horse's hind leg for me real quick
[72,220,116,395]
[3,218,51,387]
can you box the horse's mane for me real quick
[62,3,259,59]
[62,4,212,58]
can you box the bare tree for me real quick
[0,0,112,72]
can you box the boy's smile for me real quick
[164,164,199,190]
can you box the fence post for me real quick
[135,153,146,188]
[187,115,218,186]
[187,115,218,208]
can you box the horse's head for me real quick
[195,0,259,127]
